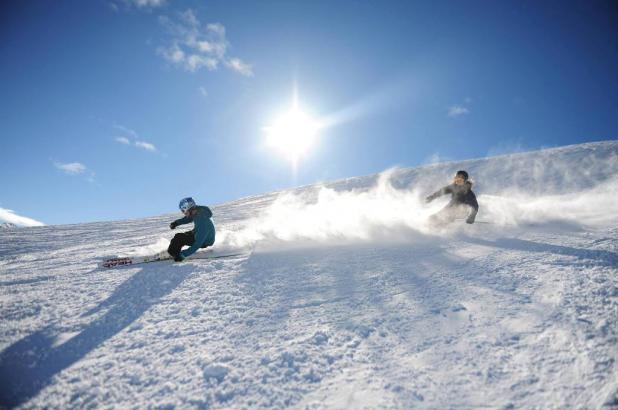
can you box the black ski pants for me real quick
[168,231,210,258]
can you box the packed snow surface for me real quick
[1,141,617,409]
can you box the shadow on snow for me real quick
[461,236,618,267]
[0,264,194,408]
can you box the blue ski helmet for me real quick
[179,197,196,213]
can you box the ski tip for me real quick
[99,257,133,269]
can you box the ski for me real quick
[99,250,247,269]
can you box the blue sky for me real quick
[1,0,617,226]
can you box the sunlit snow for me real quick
[1,141,617,408]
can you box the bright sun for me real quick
[264,104,319,165]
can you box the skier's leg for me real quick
[453,205,470,220]
[429,205,469,226]
[168,232,195,258]
[429,206,457,225]
[466,205,478,223]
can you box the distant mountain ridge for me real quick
[0,223,17,229]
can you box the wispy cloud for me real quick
[448,97,472,118]
[226,58,254,77]
[114,124,158,153]
[135,141,157,152]
[131,0,166,7]
[110,0,166,11]
[158,9,253,76]
[199,86,208,97]
[0,208,45,227]
[53,161,96,183]
[448,105,470,117]
[114,124,139,139]
[54,161,87,175]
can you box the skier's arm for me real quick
[171,215,192,229]
[425,185,452,203]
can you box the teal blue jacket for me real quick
[173,206,216,258]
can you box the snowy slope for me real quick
[1,141,617,409]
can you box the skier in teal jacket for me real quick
[168,197,216,262]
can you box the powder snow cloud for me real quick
[217,142,618,249]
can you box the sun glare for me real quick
[264,105,319,165]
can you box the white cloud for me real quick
[0,208,45,227]
[135,141,157,152]
[180,8,200,27]
[206,22,226,37]
[53,161,96,183]
[133,0,165,7]
[448,105,470,117]
[226,58,254,77]
[186,54,217,72]
[54,162,87,175]
[160,44,185,63]
[196,40,215,53]
[114,124,158,153]
[158,9,252,76]
[129,0,166,8]
[110,0,166,11]
[113,124,139,139]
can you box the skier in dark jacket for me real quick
[168,197,216,262]
[425,170,479,225]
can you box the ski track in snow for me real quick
[1,141,618,409]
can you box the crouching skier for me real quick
[425,170,479,225]
[168,197,216,262]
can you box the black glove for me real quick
[170,221,177,230]
[466,215,475,224]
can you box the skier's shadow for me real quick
[0,265,194,408]
[463,236,618,267]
